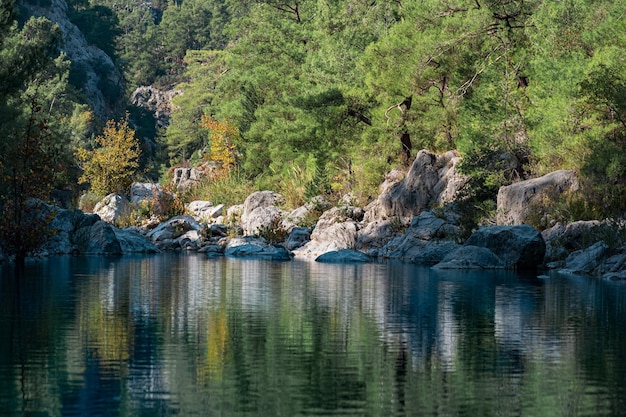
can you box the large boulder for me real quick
[42,207,100,254]
[241,191,287,236]
[379,211,460,263]
[93,194,131,224]
[225,237,292,261]
[464,225,546,269]
[364,150,466,224]
[293,204,364,257]
[115,229,160,253]
[73,220,123,255]
[146,215,203,250]
[496,170,579,226]
[284,227,312,251]
[433,246,505,269]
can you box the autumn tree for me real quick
[75,117,141,196]
[200,114,238,178]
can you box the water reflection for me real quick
[1,255,626,416]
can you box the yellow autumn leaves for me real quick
[199,115,238,179]
[75,117,140,196]
[74,115,238,197]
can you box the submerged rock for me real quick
[225,237,292,261]
[315,249,372,264]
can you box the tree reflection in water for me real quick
[1,254,625,416]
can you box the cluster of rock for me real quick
[5,149,626,279]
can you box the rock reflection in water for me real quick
[1,255,625,416]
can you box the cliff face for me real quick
[21,0,124,119]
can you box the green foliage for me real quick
[191,169,254,209]
[75,116,141,195]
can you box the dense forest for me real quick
[1,0,626,242]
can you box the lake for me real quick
[1,253,625,416]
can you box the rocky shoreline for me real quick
[3,150,626,280]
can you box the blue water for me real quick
[1,254,625,416]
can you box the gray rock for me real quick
[115,229,160,253]
[316,249,372,263]
[243,191,284,215]
[411,241,461,265]
[74,220,122,255]
[130,182,163,204]
[241,191,287,236]
[130,86,182,128]
[464,225,546,269]
[364,150,466,224]
[23,0,123,118]
[356,220,401,254]
[433,246,505,269]
[497,170,579,226]
[284,227,311,250]
[293,205,363,256]
[94,194,131,224]
[187,200,214,220]
[243,206,287,237]
[542,220,612,263]
[225,237,292,261]
[173,167,201,191]
[561,241,609,275]
[147,215,203,250]
[379,211,459,260]
[42,207,100,254]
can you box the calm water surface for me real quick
[1,254,626,416]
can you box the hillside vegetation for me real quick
[2,0,626,232]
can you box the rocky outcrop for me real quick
[93,194,131,224]
[115,228,159,253]
[173,168,201,191]
[542,220,609,265]
[364,150,466,224]
[130,86,182,128]
[378,211,460,263]
[23,0,123,119]
[561,241,609,275]
[284,227,311,251]
[73,220,123,255]
[497,170,579,226]
[34,201,156,255]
